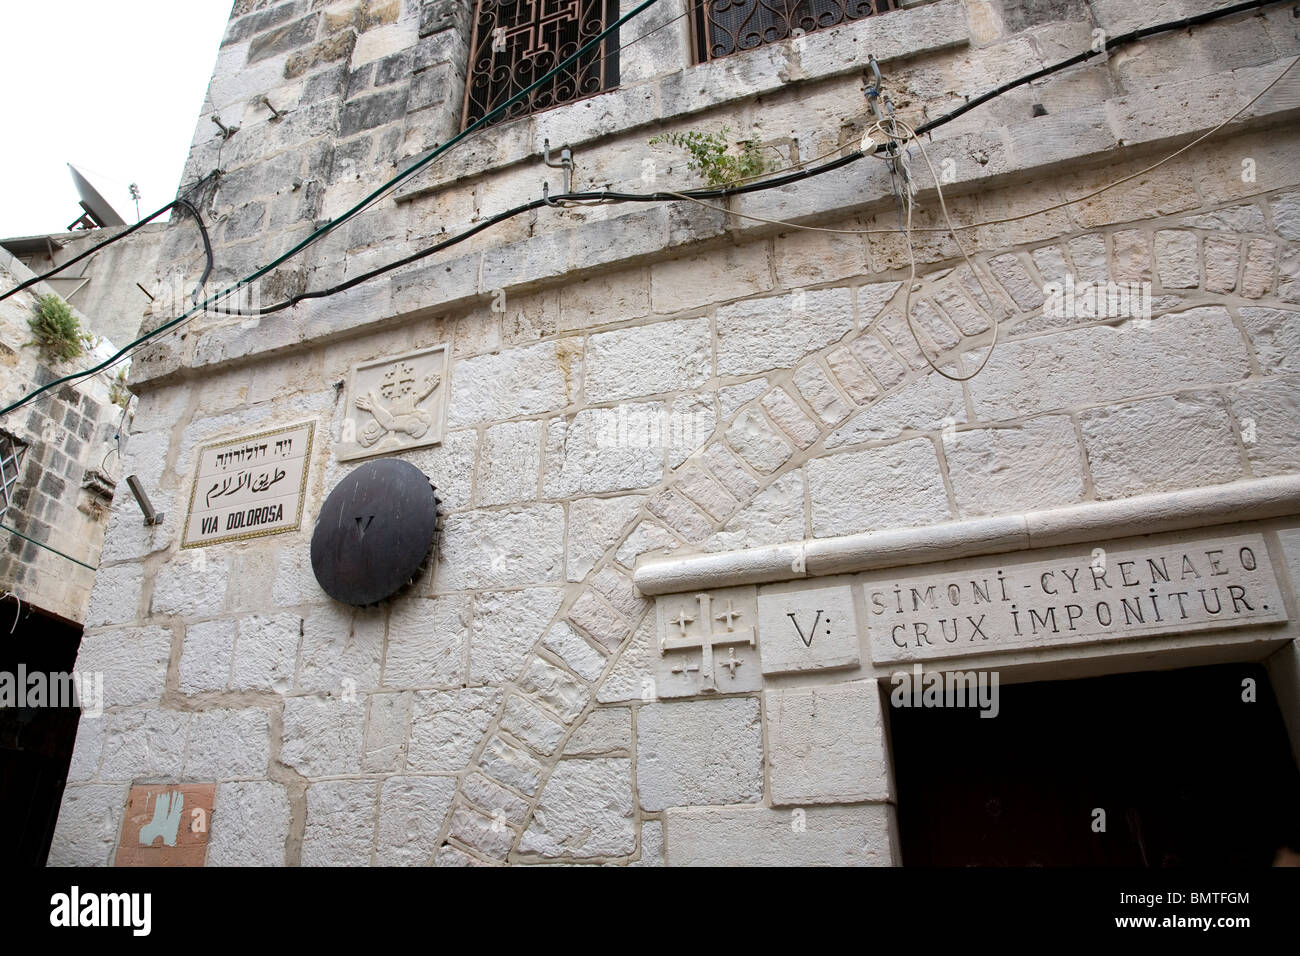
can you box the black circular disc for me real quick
[310,459,438,606]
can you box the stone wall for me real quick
[0,251,123,623]
[48,0,1300,864]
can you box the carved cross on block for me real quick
[660,593,756,692]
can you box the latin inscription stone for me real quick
[757,584,860,675]
[182,421,314,548]
[867,533,1287,664]
[338,345,448,461]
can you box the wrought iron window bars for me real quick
[689,0,898,64]
[463,0,622,130]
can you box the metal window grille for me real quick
[689,0,898,63]
[462,0,621,131]
[0,431,28,524]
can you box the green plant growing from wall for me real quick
[27,294,95,364]
[648,127,775,187]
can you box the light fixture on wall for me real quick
[125,475,164,526]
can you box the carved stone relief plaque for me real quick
[338,345,449,462]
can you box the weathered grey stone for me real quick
[646,489,712,543]
[407,687,502,772]
[1241,307,1300,372]
[208,781,291,866]
[585,318,712,403]
[231,613,301,693]
[726,408,792,474]
[542,407,665,498]
[765,682,890,805]
[478,734,545,794]
[477,420,541,506]
[519,655,589,722]
[519,757,635,858]
[637,697,763,812]
[825,371,966,448]
[448,340,579,426]
[99,709,189,779]
[363,692,411,772]
[946,416,1084,517]
[1080,393,1242,500]
[808,439,950,537]
[707,471,805,553]
[716,289,854,376]
[566,494,646,582]
[437,505,565,589]
[384,594,468,688]
[501,693,566,755]
[86,564,145,629]
[564,706,631,754]
[297,604,383,694]
[541,622,607,682]
[48,784,129,866]
[303,780,376,866]
[247,14,319,64]
[470,587,562,682]
[665,805,895,866]
[968,308,1250,420]
[74,626,172,708]
[375,776,459,865]
[185,708,270,778]
[280,696,366,777]
[1229,378,1300,477]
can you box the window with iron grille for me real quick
[690,0,898,63]
[463,0,621,131]
[0,430,28,524]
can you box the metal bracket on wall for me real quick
[542,138,574,196]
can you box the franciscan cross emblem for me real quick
[660,593,755,691]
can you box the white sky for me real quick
[0,0,234,238]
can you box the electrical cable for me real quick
[0,171,218,304]
[2,0,1291,418]
[0,0,670,420]
[0,521,96,571]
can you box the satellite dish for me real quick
[67,164,127,230]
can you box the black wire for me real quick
[0,170,218,304]
[3,0,1289,409]
[247,0,1287,316]
[174,198,214,305]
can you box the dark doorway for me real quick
[0,603,84,866]
[890,662,1300,866]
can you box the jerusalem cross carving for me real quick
[654,586,762,699]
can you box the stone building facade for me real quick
[47,0,1300,865]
